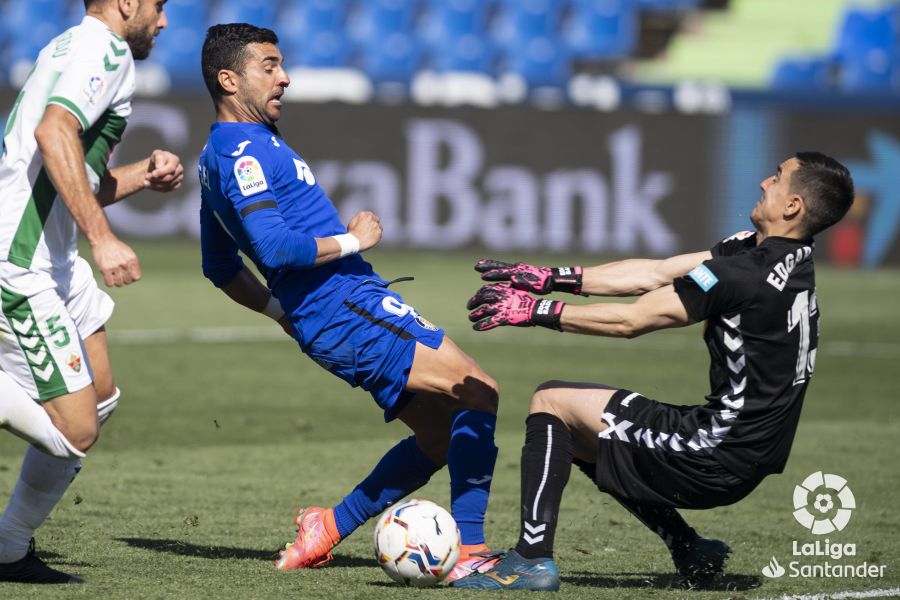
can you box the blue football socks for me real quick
[448,409,498,545]
[333,435,438,538]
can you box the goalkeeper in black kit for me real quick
[451,152,855,591]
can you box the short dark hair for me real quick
[201,23,279,102]
[791,151,855,237]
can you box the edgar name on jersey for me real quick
[767,245,813,292]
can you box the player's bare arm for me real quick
[96,150,184,206]
[559,285,695,337]
[219,267,292,335]
[475,250,712,298]
[578,251,713,296]
[468,282,694,334]
[312,211,383,266]
[34,105,140,288]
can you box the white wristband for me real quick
[261,294,284,321]
[333,233,360,258]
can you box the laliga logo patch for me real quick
[793,471,855,535]
[234,156,268,196]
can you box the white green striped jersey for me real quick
[0,16,135,273]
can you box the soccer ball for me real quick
[373,499,461,587]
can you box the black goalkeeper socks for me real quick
[514,412,573,560]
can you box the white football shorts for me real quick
[0,257,114,401]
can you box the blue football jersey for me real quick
[199,121,382,344]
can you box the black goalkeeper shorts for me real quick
[590,389,760,509]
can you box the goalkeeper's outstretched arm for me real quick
[579,251,712,297]
[559,284,695,338]
[475,251,712,298]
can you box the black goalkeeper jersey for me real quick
[672,232,819,480]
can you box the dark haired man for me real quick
[0,0,182,585]
[455,153,855,590]
[197,23,500,581]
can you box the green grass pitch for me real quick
[1,240,898,599]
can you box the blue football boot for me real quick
[449,549,560,591]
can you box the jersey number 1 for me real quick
[787,290,817,385]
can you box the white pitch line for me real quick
[106,325,900,359]
[753,587,900,600]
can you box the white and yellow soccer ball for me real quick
[373,499,461,587]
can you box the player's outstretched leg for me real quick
[606,487,731,588]
[0,538,84,584]
[404,338,501,583]
[452,412,569,590]
[442,407,500,582]
[276,435,439,570]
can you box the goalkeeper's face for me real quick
[234,43,290,126]
[125,0,168,60]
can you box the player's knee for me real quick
[454,370,499,414]
[529,381,567,416]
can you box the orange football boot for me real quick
[275,506,342,570]
[443,543,501,583]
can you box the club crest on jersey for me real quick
[234,156,268,196]
[688,264,718,292]
[67,353,82,373]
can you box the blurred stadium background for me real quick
[1,0,899,267]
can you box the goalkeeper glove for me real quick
[475,259,584,295]
[466,283,565,332]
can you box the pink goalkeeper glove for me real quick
[475,259,584,295]
[466,283,565,332]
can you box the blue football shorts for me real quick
[301,281,445,421]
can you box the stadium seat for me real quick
[359,31,424,85]
[420,0,493,46]
[832,5,899,63]
[207,0,279,31]
[145,26,206,88]
[831,4,900,92]
[562,0,638,60]
[288,31,354,68]
[636,0,701,11]
[3,0,71,86]
[278,0,352,68]
[500,35,571,89]
[430,34,497,74]
[278,0,348,39]
[492,0,566,50]
[162,0,206,27]
[347,0,421,45]
[770,56,833,91]
[840,50,899,91]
